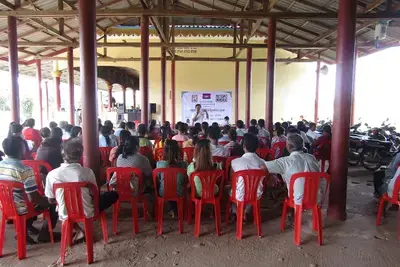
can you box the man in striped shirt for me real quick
[0,136,58,244]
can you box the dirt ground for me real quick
[0,166,399,267]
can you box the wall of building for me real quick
[62,37,318,124]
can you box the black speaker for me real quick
[150,103,157,114]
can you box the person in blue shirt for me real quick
[374,152,400,198]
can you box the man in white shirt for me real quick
[231,134,266,208]
[306,122,320,141]
[263,134,322,205]
[257,119,271,139]
[208,126,230,157]
[191,104,209,125]
[45,139,119,239]
[114,122,126,137]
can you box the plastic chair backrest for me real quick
[225,156,240,182]
[182,147,195,163]
[22,160,52,195]
[256,148,271,161]
[177,141,184,148]
[237,136,243,143]
[219,141,229,146]
[31,152,37,160]
[288,172,331,209]
[212,156,226,169]
[388,173,400,204]
[231,170,268,202]
[106,167,143,200]
[153,168,187,199]
[154,148,164,161]
[53,182,99,220]
[99,147,113,167]
[271,141,286,159]
[190,170,224,201]
[0,181,31,218]
[139,146,153,158]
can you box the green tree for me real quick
[0,96,10,111]
[21,97,34,119]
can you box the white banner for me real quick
[181,91,232,125]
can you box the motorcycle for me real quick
[360,138,399,171]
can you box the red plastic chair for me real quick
[376,173,400,240]
[225,170,268,239]
[53,182,107,265]
[219,141,229,146]
[106,167,148,235]
[271,141,286,160]
[182,147,195,163]
[237,136,243,143]
[139,146,154,160]
[0,181,54,260]
[225,156,240,182]
[22,160,52,196]
[188,170,224,237]
[256,148,271,161]
[153,168,187,235]
[30,152,37,159]
[212,156,227,169]
[281,172,331,246]
[99,147,113,168]
[154,148,164,161]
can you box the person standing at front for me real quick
[191,104,209,126]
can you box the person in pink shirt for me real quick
[172,123,189,142]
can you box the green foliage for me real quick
[21,97,34,118]
[0,96,10,111]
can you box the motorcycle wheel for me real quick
[360,151,381,171]
[348,151,360,166]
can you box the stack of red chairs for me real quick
[270,141,286,160]
[256,148,271,161]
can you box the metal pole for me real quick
[234,61,240,122]
[133,89,136,109]
[45,81,49,122]
[266,18,276,133]
[171,59,176,126]
[8,14,19,122]
[67,47,75,125]
[107,83,113,111]
[327,0,357,221]
[314,54,321,123]
[350,49,358,126]
[78,0,99,178]
[122,86,126,113]
[161,46,167,123]
[140,15,149,124]
[36,59,43,128]
[245,48,252,127]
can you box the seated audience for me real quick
[230,134,266,217]
[374,152,400,198]
[194,123,202,133]
[172,123,189,142]
[59,121,70,140]
[183,127,198,148]
[223,116,230,126]
[40,127,51,139]
[126,121,137,136]
[218,125,231,142]
[99,126,117,147]
[297,121,311,147]
[0,136,58,244]
[236,120,247,137]
[49,121,58,130]
[258,119,271,139]
[156,140,188,216]
[45,139,118,241]
[263,134,321,205]
[225,129,245,157]
[36,127,64,170]
[109,130,131,163]
[250,119,257,127]
[148,119,158,139]
[104,120,118,144]
[211,122,219,129]
[187,139,221,197]
[306,122,320,141]
[22,118,42,151]
[200,122,209,139]
[271,126,287,147]
[114,122,126,137]
[138,124,153,148]
[274,122,282,131]
[312,125,332,161]
[70,126,82,139]
[208,126,230,157]
[110,136,153,191]
[10,123,32,159]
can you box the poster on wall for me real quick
[181,91,232,125]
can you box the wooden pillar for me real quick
[36,59,43,128]
[161,46,167,123]
[314,55,321,123]
[107,83,113,111]
[78,0,99,177]
[234,61,240,122]
[45,81,49,122]
[53,61,62,112]
[140,16,150,124]
[8,10,19,122]
[67,47,75,125]
[327,0,357,221]
[245,48,252,128]
[266,18,276,134]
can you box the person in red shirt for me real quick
[22,118,42,151]
[312,125,332,161]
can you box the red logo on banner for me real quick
[202,94,211,99]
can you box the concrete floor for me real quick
[0,166,399,267]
